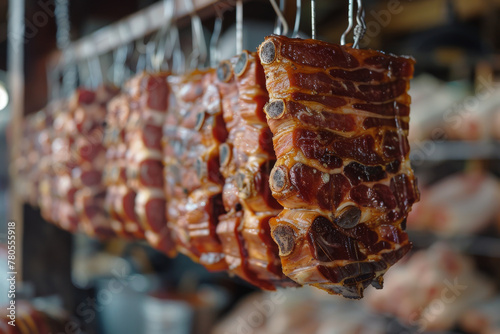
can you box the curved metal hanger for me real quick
[292,0,302,38]
[87,55,103,89]
[152,0,176,72]
[46,61,61,101]
[236,0,243,54]
[341,0,366,48]
[186,0,208,69]
[61,49,78,96]
[311,0,316,39]
[210,6,224,67]
[135,38,148,73]
[112,44,130,86]
[270,0,289,36]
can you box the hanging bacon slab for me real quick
[37,102,64,227]
[163,69,228,270]
[215,52,294,290]
[66,87,117,237]
[258,35,419,298]
[124,72,174,254]
[51,104,78,233]
[104,94,145,239]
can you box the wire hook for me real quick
[135,38,148,73]
[152,0,175,72]
[210,7,223,67]
[186,0,207,69]
[293,0,302,37]
[341,0,354,45]
[270,0,289,36]
[169,24,185,74]
[88,55,103,89]
[341,0,366,48]
[353,0,366,48]
[236,0,243,54]
[112,44,130,85]
[311,0,316,39]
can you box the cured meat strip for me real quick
[163,69,227,270]
[61,87,117,237]
[259,35,419,298]
[73,87,118,237]
[215,52,293,290]
[37,102,66,227]
[125,72,174,254]
[50,98,78,232]
[103,94,144,238]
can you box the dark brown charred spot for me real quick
[272,225,295,256]
[264,100,285,119]
[308,216,366,262]
[260,40,276,64]
[344,161,387,186]
[390,173,417,214]
[194,112,206,131]
[383,130,409,159]
[385,159,401,174]
[219,143,231,167]
[270,165,288,192]
[217,60,233,82]
[401,218,407,230]
[234,51,249,76]
[335,206,361,229]
[318,261,387,285]
[343,273,376,286]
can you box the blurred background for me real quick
[1,0,500,333]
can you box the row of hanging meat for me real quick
[15,35,419,299]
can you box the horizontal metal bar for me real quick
[60,0,236,65]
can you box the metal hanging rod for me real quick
[59,0,244,66]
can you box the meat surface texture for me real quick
[215,51,294,290]
[163,69,228,270]
[104,93,145,239]
[124,72,174,254]
[258,35,419,298]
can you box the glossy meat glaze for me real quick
[18,36,419,298]
[259,35,419,298]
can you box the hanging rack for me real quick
[58,0,248,68]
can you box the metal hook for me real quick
[145,38,157,72]
[47,61,61,100]
[169,24,185,74]
[341,0,354,45]
[210,7,223,67]
[236,0,243,54]
[152,0,175,72]
[186,0,207,69]
[353,0,366,48]
[293,0,301,38]
[341,0,366,48]
[112,44,129,85]
[311,0,316,39]
[135,38,148,73]
[87,55,103,89]
[270,0,289,36]
[61,49,77,96]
